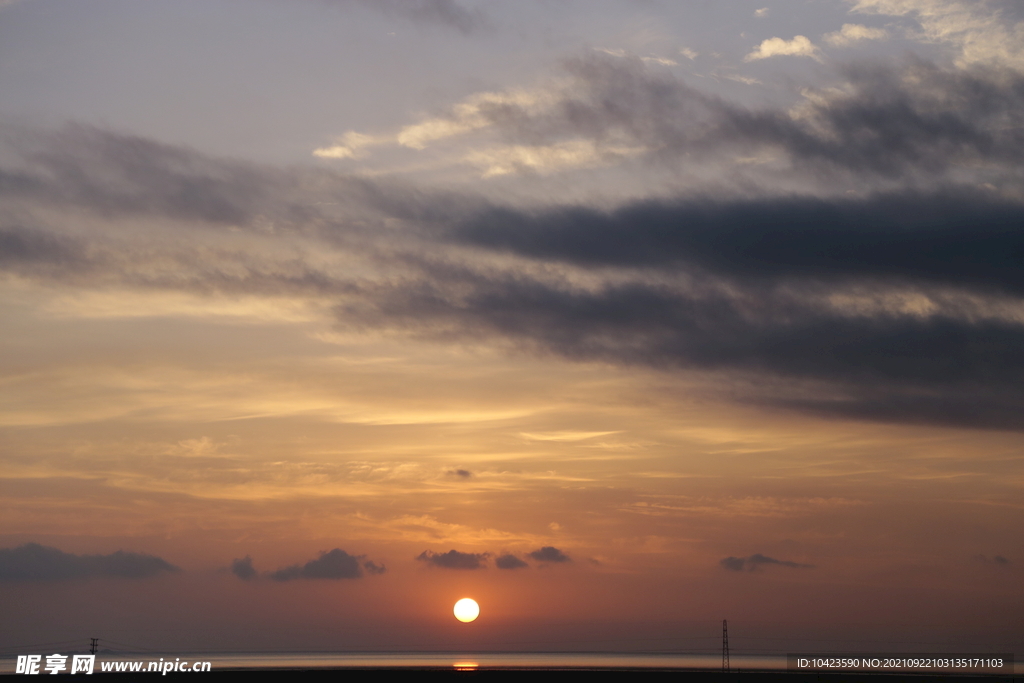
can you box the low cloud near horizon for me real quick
[0,543,179,581]
[720,554,815,572]
[269,549,386,581]
[416,549,490,570]
[528,547,571,563]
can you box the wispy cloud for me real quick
[850,0,1024,69]
[824,23,889,46]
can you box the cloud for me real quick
[720,553,814,571]
[313,131,385,159]
[231,556,257,580]
[363,560,387,575]
[447,469,473,478]
[744,35,822,62]
[5,56,1024,435]
[451,192,1024,293]
[462,140,640,177]
[722,74,762,85]
[0,543,178,581]
[755,7,769,18]
[313,54,1024,182]
[850,0,1024,69]
[345,191,1024,430]
[495,553,529,569]
[393,88,554,151]
[974,554,1011,566]
[528,546,571,563]
[270,549,385,580]
[416,549,489,569]
[719,556,746,571]
[824,23,889,46]
[0,123,324,229]
[325,0,484,34]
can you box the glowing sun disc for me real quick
[453,598,480,622]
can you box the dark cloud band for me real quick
[0,543,178,581]
[453,191,1024,295]
[269,549,385,581]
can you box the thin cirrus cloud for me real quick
[0,543,179,581]
[269,549,386,581]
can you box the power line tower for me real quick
[722,619,730,673]
[90,638,98,655]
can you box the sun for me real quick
[453,598,480,623]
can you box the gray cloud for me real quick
[447,469,473,478]
[325,0,484,33]
[453,191,1024,295]
[720,556,746,572]
[339,259,1024,430]
[0,543,179,581]
[466,54,1024,181]
[495,553,528,569]
[270,549,385,580]
[231,556,257,581]
[3,56,1024,435]
[416,549,489,569]
[528,546,571,563]
[720,553,814,571]
[3,125,290,226]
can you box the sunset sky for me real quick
[1,0,1022,656]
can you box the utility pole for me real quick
[90,638,98,655]
[722,619,730,673]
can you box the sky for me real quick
[1,0,1022,657]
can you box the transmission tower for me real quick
[90,638,98,655]
[722,619,730,673]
